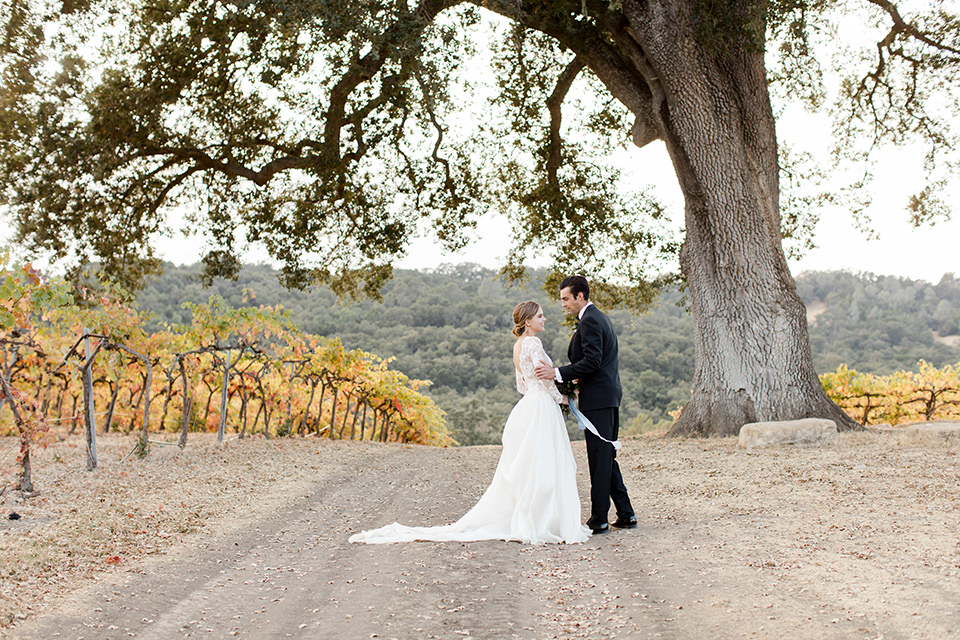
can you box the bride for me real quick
[349,301,591,545]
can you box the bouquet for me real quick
[556,379,578,417]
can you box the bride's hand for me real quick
[560,395,569,405]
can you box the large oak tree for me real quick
[2,0,958,435]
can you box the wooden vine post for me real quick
[286,360,295,431]
[140,357,153,449]
[178,354,192,449]
[82,330,99,471]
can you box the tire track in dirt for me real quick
[14,445,541,639]
[12,436,960,640]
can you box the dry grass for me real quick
[1,428,959,639]
[0,433,362,633]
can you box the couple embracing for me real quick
[350,275,635,545]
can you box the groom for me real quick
[535,275,636,534]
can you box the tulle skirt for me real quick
[349,390,590,545]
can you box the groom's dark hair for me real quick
[560,275,590,301]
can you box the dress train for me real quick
[349,337,590,545]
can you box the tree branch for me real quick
[148,166,200,216]
[545,56,585,186]
[415,72,459,205]
[322,0,461,165]
[137,146,309,186]
[126,0,461,199]
[481,0,660,146]
[868,0,960,57]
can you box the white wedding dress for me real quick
[349,336,590,545]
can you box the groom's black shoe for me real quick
[611,515,638,529]
[586,518,609,534]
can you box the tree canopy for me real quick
[3,1,954,297]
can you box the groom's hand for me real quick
[534,364,555,380]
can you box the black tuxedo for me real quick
[558,304,634,525]
[558,305,622,410]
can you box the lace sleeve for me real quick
[515,366,527,394]
[520,337,564,403]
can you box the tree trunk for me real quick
[18,445,33,493]
[238,374,249,438]
[140,366,152,451]
[611,1,858,436]
[253,373,271,437]
[218,350,232,442]
[338,394,353,438]
[380,410,389,441]
[300,378,317,435]
[178,356,192,449]
[202,378,216,429]
[82,367,96,469]
[39,375,53,414]
[103,378,121,434]
[0,375,34,493]
[349,399,363,440]
[67,393,79,435]
[328,388,339,438]
[251,401,263,434]
[54,379,66,421]
[179,396,192,449]
[358,402,368,440]
[128,385,142,432]
[82,335,99,470]
[0,345,17,416]
[286,361,295,429]
[315,383,327,435]
[160,373,174,429]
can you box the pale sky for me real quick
[149,133,959,285]
[393,135,960,285]
[382,10,960,285]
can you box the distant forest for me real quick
[134,264,960,445]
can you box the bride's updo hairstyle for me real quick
[512,301,541,338]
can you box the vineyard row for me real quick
[820,361,960,426]
[1,261,451,493]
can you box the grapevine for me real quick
[821,361,960,426]
[0,264,451,491]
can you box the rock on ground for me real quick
[738,418,838,448]
[901,420,960,446]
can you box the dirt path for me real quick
[6,433,960,639]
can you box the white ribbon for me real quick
[567,399,621,450]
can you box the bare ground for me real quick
[1,430,959,639]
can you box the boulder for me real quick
[901,421,960,446]
[738,418,838,448]
[151,443,184,459]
